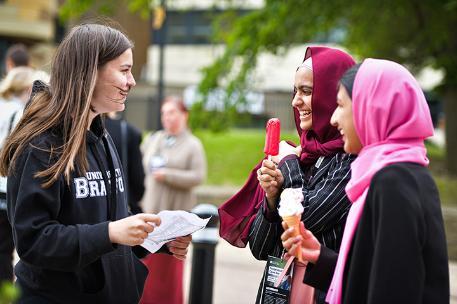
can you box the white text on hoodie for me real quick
[74,168,124,199]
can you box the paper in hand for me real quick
[141,210,210,253]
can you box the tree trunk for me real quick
[114,9,150,80]
[444,87,457,176]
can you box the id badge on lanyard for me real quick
[260,255,293,303]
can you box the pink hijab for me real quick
[218,47,355,247]
[326,59,434,303]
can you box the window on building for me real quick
[152,9,251,45]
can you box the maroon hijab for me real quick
[218,46,355,247]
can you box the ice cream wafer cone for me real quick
[283,213,303,262]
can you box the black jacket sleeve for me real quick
[8,147,115,271]
[248,200,282,260]
[303,246,338,291]
[127,123,145,214]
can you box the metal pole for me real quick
[156,0,167,130]
[189,204,220,304]
[147,0,167,131]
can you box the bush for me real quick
[0,281,19,304]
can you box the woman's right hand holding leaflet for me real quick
[281,221,321,264]
[257,159,284,210]
[109,213,161,246]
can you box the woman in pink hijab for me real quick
[281,59,449,303]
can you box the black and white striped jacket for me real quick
[249,153,355,260]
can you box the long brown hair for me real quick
[0,24,133,187]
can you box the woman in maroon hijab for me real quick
[218,46,355,303]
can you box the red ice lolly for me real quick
[264,118,281,158]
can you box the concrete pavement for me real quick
[184,240,265,304]
[185,240,457,304]
[193,185,457,303]
[12,237,456,303]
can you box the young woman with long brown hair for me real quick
[0,23,190,303]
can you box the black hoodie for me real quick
[7,110,148,303]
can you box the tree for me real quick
[59,0,457,174]
[59,0,153,20]
[198,0,457,174]
[0,282,19,304]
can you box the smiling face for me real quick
[91,48,136,113]
[292,67,313,131]
[331,85,363,154]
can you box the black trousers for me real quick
[16,279,54,304]
[0,193,14,282]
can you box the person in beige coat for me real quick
[140,96,206,304]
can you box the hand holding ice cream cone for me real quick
[278,188,304,262]
[281,221,321,264]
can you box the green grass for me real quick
[426,140,445,161]
[194,129,299,185]
[193,129,457,207]
[434,176,457,207]
[0,281,19,304]
[425,142,457,207]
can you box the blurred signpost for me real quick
[149,0,167,130]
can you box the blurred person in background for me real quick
[0,66,36,283]
[0,68,50,130]
[105,112,145,215]
[140,96,207,304]
[105,111,148,259]
[4,44,30,74]
[0,67,35,129]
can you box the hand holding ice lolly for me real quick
[264,118,280,161]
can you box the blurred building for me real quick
[0,0,56,41]
[127,0,301,131]
[0,1,442,133]
[0,0,149,76]
[0,0,60,73]
[125,0,445,133]
[126,0,347,131]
